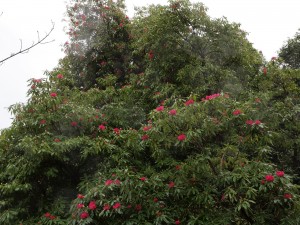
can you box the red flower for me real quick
[54,138,61,143]
[153,197,158,202]
[168,181,175,188]
[71,121,78,127]
[261,179,265,185]
[143,125,152,131]
[276,171,284,177]
[233,109,242,115]
[135,204,142,211]
[80,212,89,219]
[205,93,220,100]
[98,124,106,131]
[177,134,186,141]
[141,135,149,141]
[284,193,292,199]
[33,78,42,83]
[184,99,194,106]
[255,120,261,125]
[127,204,132,208]
[40,119,46,125]
[105,179,114,186]
[175,165,181,170]
[169,109,177,115]
[31,85,36,89]
[113,202,121,209]
[77,194,84,199]
[271,57,277,61]
[44,212,51,218]
[175,220,181,224]
[246,120,254,125]
[57,74,64,79]
[140,177,147,181]
[114,179,121,185]
[50,92,57,97]
[148,50,154,60]
[255,98,261,103]
[103,204,110,211]
[263,67,267,74]
[88,201,97,210]
[77,203,85,209]
[49,215,56,220]
[265,175,274,182]
[156,106,164,112]
[113,128,120,135]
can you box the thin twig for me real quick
[0,21,55,65]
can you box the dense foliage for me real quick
[0,0,300,224]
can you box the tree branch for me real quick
[0,21,55,65]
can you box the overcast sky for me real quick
[1,0,299,130]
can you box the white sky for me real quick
[0,0,299,130]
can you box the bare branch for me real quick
[0,21,55,65]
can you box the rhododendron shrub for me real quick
[0,0,300,224]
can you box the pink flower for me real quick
[233,109,242,115]
[168,181,175,188]
[57,74,64,79]
[80,212,89,219]
[50,92,57,97]
[205,93,220,100]
[156,106,164,112]
[284,193,292,199]
[141,135,149,141]
[49,215,56,220]
[114,179,121,185]
[169,109,177,115]
[246,120,254,125]
[103,204,110,211]
[184,99,194,106]
[33,78,42,83]
[98,124,106,131]
[143,125,152,131]
[77,203,85,209]
[265,175,274,182]
[71,121,78,127]
[255,120,261,125]
[276,171,284,177]
[113,128,120,135]
[140,177,147,181]
[113,202,121,209]
[177,134,186,141]
[77,194,84,199]
[88,201,97,210]
[44,212,51,218]
[40,119,46,125]
[105,179,114,186]
[135,204,142,211]
[175,220,181,224]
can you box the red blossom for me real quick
[113,202,121,209]
[175,165,181,170]
[169,109,177,115]
[105,179,114,186]
[153,197,158,202]
[57,74,64,79]
[40,119,46,125]
[233,109,242,115]
[80,212,89,219]
[156,106,164,112]
[33,78,42,83]
[54,138,61,143]
[44,212,51,218]
[50,92,57,97]
[140,177,147,181]
[77,194,84,199]
[71,121,78,127]
[113,128,121,135]
[98,124,106,131]
[284,193,292,199]
[175,220,181,224]
[88,201,97,210]
[168,181,175,188]
[114,179,121,185]
[276,171,284,177]
[246,120,254,125]
[148,50,154,60]
[265,175,274,182]
[141,135,149,141]
[263,67,267,74]
[49,215,56,220]
[135,204,142,211]
[261,179,265,185]
[177,134,186,141]
[143,125,152,131]
[103,204,110,211]
[184,99,194,106]
[77,203,85,209]
[205,93,220,100]
[255,120,262,125]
